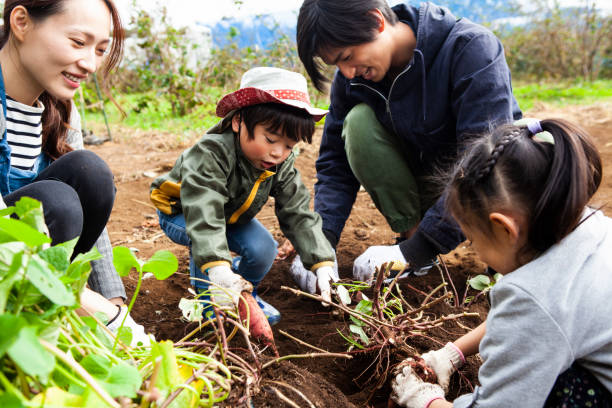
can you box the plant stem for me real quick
[261,352,352,370]
[40,339,120,408]
[279,330,327,353]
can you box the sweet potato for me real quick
[238,291,277,354]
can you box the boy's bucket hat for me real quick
[216,67,328,121]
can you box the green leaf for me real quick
[493,273,503,283]
[112,247,141,277]
[39,247,71,272]
[80,354,111,379]
[0,392,25,408]
[26,257,75,307]
[102,362,142,398]
[116,326,133,347]
[349,324,370,344]
[0,217,51,247]
[336,328,364,350]
[13,197,46,233]
[63,247,101,292]
[7,325,55,381]
[0,315,26,357]
[0,252,24,312]
[142,250,178,280]
[152,340,181,398]
[55,237,79,260]
[468,275,491,291]
[78,316,113,349]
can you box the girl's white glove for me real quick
[207,264,253,308]
[107,306,154,348]
[353,244,406,283]
[421,342,465,392]
[392,363,444,408]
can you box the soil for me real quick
[88,101,612,407]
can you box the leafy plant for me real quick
[0,198,233,407]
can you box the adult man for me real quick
[290,0,522,289]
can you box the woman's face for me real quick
[15,0,111,101]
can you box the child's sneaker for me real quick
[252,292,281,326]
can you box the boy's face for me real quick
[232,116,297,170]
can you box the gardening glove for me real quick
[289,255,349,305]
[353,245,406,283]
[107,306,154,348]
[207,264,253,309]
[421,342,465,392]
[391,363,444,408]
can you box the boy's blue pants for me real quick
[157,211,277,291]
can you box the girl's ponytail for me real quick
[529,119,602,252]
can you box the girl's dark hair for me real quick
[236,103,315,144]
[297,0,398,92]
[445,119,602,261]
[1,0,124,160]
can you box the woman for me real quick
[0,0,150,346]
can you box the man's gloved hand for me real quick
[391,363,444,408]
[353,245,406,283]
[207,264,253,308]
[289,255,349,305]
[421,342,465,392]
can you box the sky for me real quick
[118,0,611,29]
[118,0,304,27]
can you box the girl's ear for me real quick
[489,212,520,244]
[9,6,32,43]
[231,114,240,133]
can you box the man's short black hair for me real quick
[297,0,398,92]
[237,103,315,144]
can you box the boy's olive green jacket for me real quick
[150,119,334,272]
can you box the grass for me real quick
[83,79,612,135]
[513,79,612,111]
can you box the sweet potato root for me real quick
[238,291,277,354]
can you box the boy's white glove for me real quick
[289,255,349,305]
[422,342,465,392]
[391,363,444,408]
[207,264,253,308]
[353,244,406,283]
[107,306,154,348]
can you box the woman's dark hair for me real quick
[235,103,315,144]
[297,0,398,92]
[1,0,124,160]
[445,119,602,261]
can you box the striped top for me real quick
[6,96,44,171]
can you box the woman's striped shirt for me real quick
[6,96,44,171]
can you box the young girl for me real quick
[391,119,612,407]
[151,67,339,326]
[0,0,149,345]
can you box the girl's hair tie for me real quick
[514,118,555,145]
[527,120,543,135]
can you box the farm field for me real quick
[94,101,612,407]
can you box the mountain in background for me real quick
[206,0,518,49]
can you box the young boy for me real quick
[150,67,338,324]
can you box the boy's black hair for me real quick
[297,0,399,92]
[236,103,315,144]
[445,119,602,263]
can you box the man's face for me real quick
[321,33,393,83]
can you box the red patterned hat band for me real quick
[270,89,311,104]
